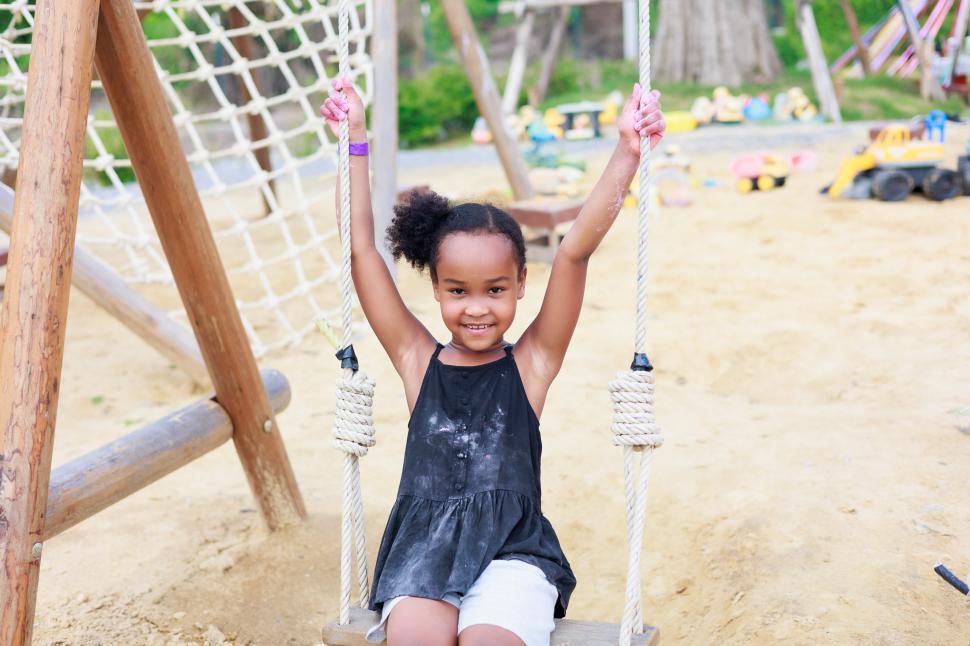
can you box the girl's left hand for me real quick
[619,83,665,156]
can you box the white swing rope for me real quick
[331,0,376,626]
[607,1,663,644]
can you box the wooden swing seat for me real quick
[506,196,585,263]
[321,607,659,645]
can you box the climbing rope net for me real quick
[0,0,372,356]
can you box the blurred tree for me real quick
[398,0,426,77]
[654,0,782,85]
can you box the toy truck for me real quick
[826,125,963,201]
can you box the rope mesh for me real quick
[0,0,373,357]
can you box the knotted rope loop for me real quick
[609,370,663,449]
[332,370,376,456]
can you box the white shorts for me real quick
[365,559,558,646]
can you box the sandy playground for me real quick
[19,122,970,644]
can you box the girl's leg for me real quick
[458,624,524,646]
[385,597,459,646]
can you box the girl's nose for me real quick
[464,300,489,317]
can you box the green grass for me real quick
[540,67,967,123]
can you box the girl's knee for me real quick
[386,597,459,646]
[458,624,524,646]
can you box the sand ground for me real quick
[16,123,970,645]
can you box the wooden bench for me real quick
[507,197,585,263]
[322,607,659,645]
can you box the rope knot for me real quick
[332,370,376,457]
[609,369,662,449]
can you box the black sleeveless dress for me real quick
[369,343,576,617]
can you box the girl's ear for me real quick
[432,280,441,302]
[517,266,527,299]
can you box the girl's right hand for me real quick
[320,75,367,139]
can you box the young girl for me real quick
[321,80,664,646]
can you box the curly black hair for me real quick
[386,189,526,280]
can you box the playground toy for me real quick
[925,109,948,141]
[653,145,692,207]
[773,87,819,122]
[731,153,791,193]
[664,111,698,133]
[826,124,964,201]
[558,100,606,139]
[471,116,494,144]
[712,86,744,124]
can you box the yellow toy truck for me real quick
[825,125,963,201]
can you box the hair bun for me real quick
[386,189,452,272]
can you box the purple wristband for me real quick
[348,141,369,156]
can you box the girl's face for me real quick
[432,231,526,353]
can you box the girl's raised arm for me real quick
[518,85,664,387]
[321,78,435,382]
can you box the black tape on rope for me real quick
[630,353,653,372]
[335,344,359,371]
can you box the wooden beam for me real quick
[839,0,872,76]
[371,0,398,275]
[43,368,291,540]
[94,0,306,530]
[897,0,945,100]
[442,0,535,200]
[0,184,209,386]
[950,0,970,84]
[227,7,277,217]
[0,0,100,642]
[532,6,570,105]
[502,9,535,114]
[797,0,843,124]
[322,607,659,646]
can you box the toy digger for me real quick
[825,125,964,201]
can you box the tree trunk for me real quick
[654,0,783,85]
[398,0,425,77]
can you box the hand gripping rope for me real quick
[332,0,376,626]
[608,2,663,644]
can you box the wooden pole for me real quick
[950,0,970,84]
[94,0,306,529]
[897,0,945,100]
[441,0,535,200]
[227,7,277,217]
[371,0,398,275]
[839,0,872,76]
[622,0,636,61]
[797,0,843,124]
[0,0,100,642]
[502,9,535,114]
[0,185,209,386]
[532,6,569,106]
[44,369,290,540]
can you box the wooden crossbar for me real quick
[321,607,659,646]
[43,368,291,541]
[507,197,585,263]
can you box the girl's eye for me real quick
[449,288,465,295]
[488,287,505,295]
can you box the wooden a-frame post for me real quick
[0,0,306,641]
[0,0,101,641]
